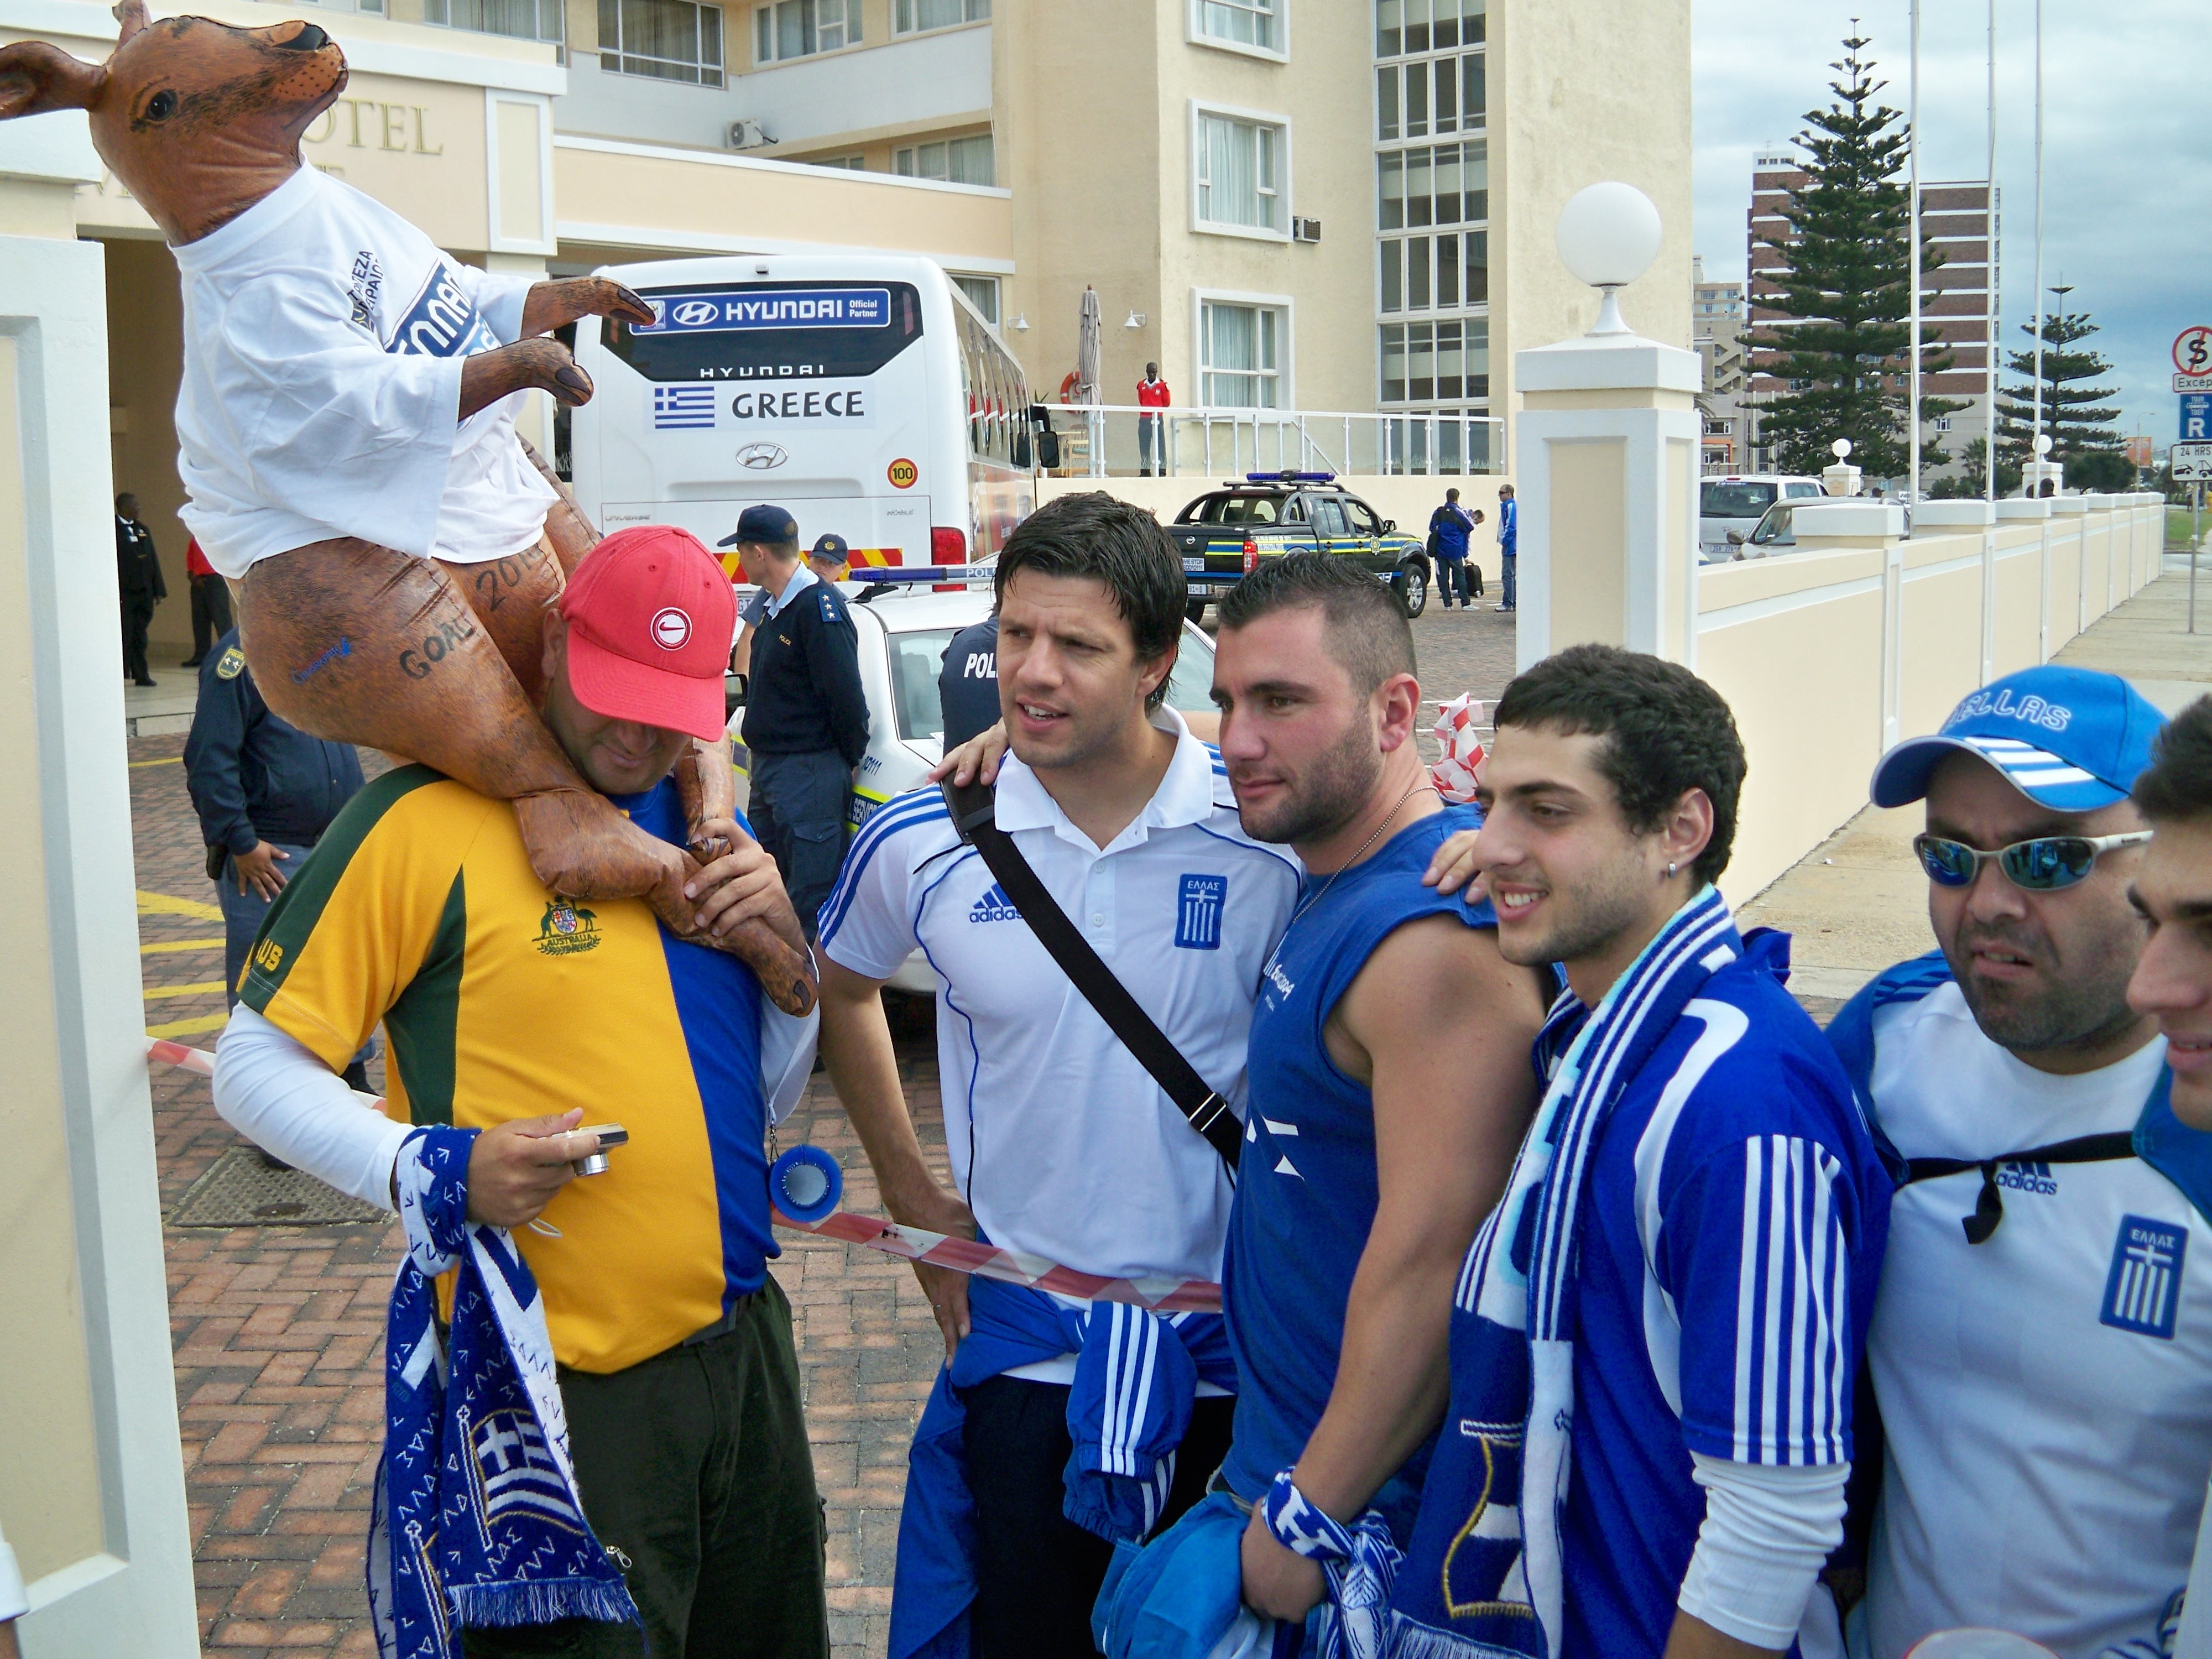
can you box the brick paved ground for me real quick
[129,601,1522,1659]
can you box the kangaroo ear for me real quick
[113,0,151,45]
[0,41,107,119]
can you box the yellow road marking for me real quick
[138,889,223,921]
[143,938,224,954]
[148,1011,228,1038]
[143,980,226,1000]
[128,756,182,769]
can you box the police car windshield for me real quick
[1701,481,1778,518]
[1188,494,1287,525]
[886,624,1217,743]
[603,281,925,383]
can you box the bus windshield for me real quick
[602,281,925,383]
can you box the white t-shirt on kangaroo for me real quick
[171,164,554,578]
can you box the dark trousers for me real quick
[748,748,852,941]
[462,1277,828,1659]
[188,574,233,661]
[1500,551,1517,609]
[1437,556,1473,608]
[961,1374,1235,1658]
[121,598,154,681]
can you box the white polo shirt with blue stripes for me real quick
[1858,984,2208,1659]
[818,707,1300,1292]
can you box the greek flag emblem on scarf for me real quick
[368,1126,639,1658]
[1375,888,1741,1658]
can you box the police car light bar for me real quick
[847,565,999,585]
[1243,469,1337,484]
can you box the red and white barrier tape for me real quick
[145,1036,1224,1314]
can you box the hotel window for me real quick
[1193,0,1281,54]
[1194,111,1285,235]
[1375,52,1483,140]
[952,274,1001,326]
[808,154,867,170]
[430,0,563,45]
[1375,0,1483,56]
[895,134,996,186]
[1200,300,1284,408]
[895,0,988,31]
[753,0,857,62]
[1379,229,1486,312]
[1379,319,1488,403]
[602,0,722,82]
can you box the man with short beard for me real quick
[1822,665,2211,1659]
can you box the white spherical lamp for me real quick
[2033,433,2053,457]
[1832,438,1854,460]
[1555,181,1664,337]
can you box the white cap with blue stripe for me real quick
[1870,665,2167,813]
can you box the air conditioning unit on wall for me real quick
[728,118,775,151]
[1291,217,1322,243]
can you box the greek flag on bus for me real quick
[652,386,717,430]
[2101,1214,2186,1340]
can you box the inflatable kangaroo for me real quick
[0,3,813,1014]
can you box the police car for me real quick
[1167,471,1434,620]
[731,578,1222,990]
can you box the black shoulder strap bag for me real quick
[942,778,1241,1175]
[1901,1132,2137,1243]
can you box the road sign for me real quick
[2185,395,2212,443]
[2175,442,2212,483]
[2178,327,2212,378]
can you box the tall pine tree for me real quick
[1752,35,1959,478]
[1997,310,2122,463]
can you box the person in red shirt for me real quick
[182,534,233,667]
[1136,362,1170,476]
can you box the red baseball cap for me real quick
[557,526,734,743]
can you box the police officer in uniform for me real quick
[719,505,869,939]
[183,630,369,1082]
[116,491,166,686]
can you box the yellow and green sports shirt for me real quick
[241,764,805,1374]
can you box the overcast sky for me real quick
[1692,0,2210,448]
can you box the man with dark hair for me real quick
[1493,481,1517,613]
[817,491,1300,1657]
[1427,486,1480,610]
[1390,642,1888,1659]
[719,503,868,938]
[116,490,166,686]
[2131,693,2212,1129]
[1822,665,2208,1659]
[1173,554,1547,1634]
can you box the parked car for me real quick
[1166,471,1435,619]
[1699,474,1826,560]
[729,580,1222,990]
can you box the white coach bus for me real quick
[569,253,1036,569]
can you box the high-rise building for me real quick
[1744,147,1997,475]
[54,0,1688,656]
[1691,255,1747,471]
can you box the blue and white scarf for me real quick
[368,1126,639,1658]
[1375,886,1741,1657]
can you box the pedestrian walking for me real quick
[211,526,828,1658]
[1426,487,1479,609]
[1136,362,1170,477]
[115,491,165,685]
[1493,482,1516,613]
[181,534,232,666]
[184,627,367,1056]
[719,504,869,939]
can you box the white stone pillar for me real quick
[1995,497,2053,662]
[0,116,199,1656]
[1916,499,1999,681]
[1512,334,1703,673]
[1793,500,1907,749]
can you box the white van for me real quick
[1699,474,1827,560]
[569,253,1037,569]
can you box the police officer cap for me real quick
[811,533,850,560]
[717,504,798,547]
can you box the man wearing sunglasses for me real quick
[1825,665,2212,1659]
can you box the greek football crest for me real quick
[1175,874,1225,950]
[2101,1214,2185,1340]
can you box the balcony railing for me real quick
[1039,404,1505,478]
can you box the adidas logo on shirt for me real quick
[1994,1159,2059,1196]
[969,884,1022,925]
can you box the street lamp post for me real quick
[2031,0,2044,465]
[1908,0,1922,506]
[1984,0,1998,505]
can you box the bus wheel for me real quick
[1186,598,1209,623]
[1392,560,1428,619]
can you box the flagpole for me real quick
[1984,0,1999,504]
[1908,0,1922,506]
[2031,0,2045,466]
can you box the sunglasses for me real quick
[1913,831,2152,893]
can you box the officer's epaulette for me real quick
[817,588,839,624]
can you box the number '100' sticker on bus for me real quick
[637,290,893,335]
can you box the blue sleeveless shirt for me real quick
[1219,804,1496,1532]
